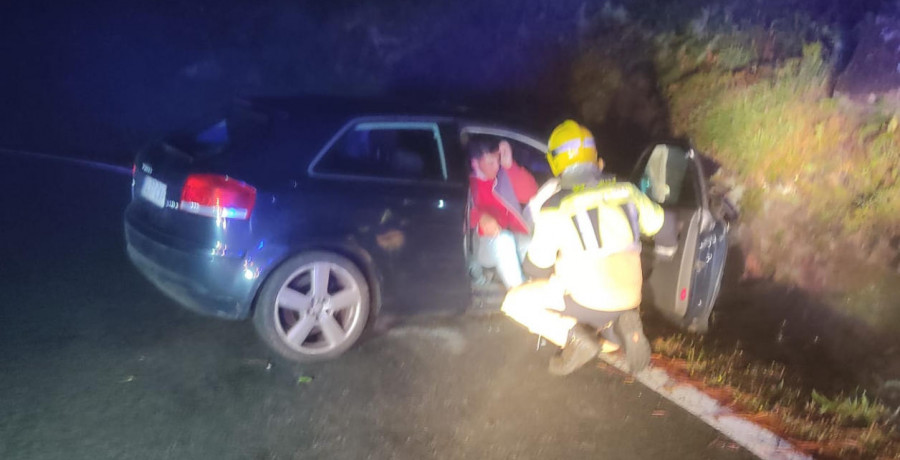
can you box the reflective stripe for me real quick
[551,139,583,156]
[551,137,596,157]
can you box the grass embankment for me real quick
[571,10,900,457]
[652,335,898,459]
[648,24,900,460]
[658,34,900,328]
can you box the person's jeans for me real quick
[475,230,530,289]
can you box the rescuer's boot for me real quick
[615,309,651,373]
[598,323,621,353]
[548,326,600,376]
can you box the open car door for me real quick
[631,143,729,333]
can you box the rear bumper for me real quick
[124,219,255,320]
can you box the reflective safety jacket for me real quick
[526,176,666,311]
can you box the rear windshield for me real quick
[167,106,272,158]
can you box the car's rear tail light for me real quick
[180,174,256,220]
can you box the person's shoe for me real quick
[614,309,651,373]
[548,327,600,376]
[468,261,490,286]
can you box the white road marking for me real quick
[0,147,132,175]
[598,353,812,460]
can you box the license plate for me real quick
[140,176,167,208]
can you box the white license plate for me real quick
[140,176,167,208]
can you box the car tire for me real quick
[253,251,370,363]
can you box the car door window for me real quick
[506,138,552,182]
[639,144,697,207]
[313,122,447,181]
[459,127,550,180]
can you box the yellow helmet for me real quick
[547,120,598,176]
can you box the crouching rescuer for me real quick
[501,120,677,376]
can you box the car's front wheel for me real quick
[253,252,370,362]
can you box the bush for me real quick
[655,27,900,327]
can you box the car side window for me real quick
[314,122,446,181]
[459,128,551,183]
[506,138,552,183]
[639,144,698,207]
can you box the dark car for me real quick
[124,96,730,363]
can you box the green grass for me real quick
[665,43,835,183]
[811,390,888,426]
[652,334,899,458]
[656,29,900,324]
[662,36,900,234]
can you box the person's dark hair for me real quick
[467,136,498,160]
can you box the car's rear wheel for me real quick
[253,252,370,362]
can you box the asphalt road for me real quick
[0,152,755,460]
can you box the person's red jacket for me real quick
[469,163,536,236]
[505,162,538,204]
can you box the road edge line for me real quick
[0,148,132,175]
[597,353,813,460]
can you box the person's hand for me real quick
[498,141,513,170]
[479,214,501,236]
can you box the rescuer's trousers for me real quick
[501,277,629,348]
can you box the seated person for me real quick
[468,137,538,289]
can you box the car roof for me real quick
[241,94,553,137]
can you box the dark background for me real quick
[0,0,592,165]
